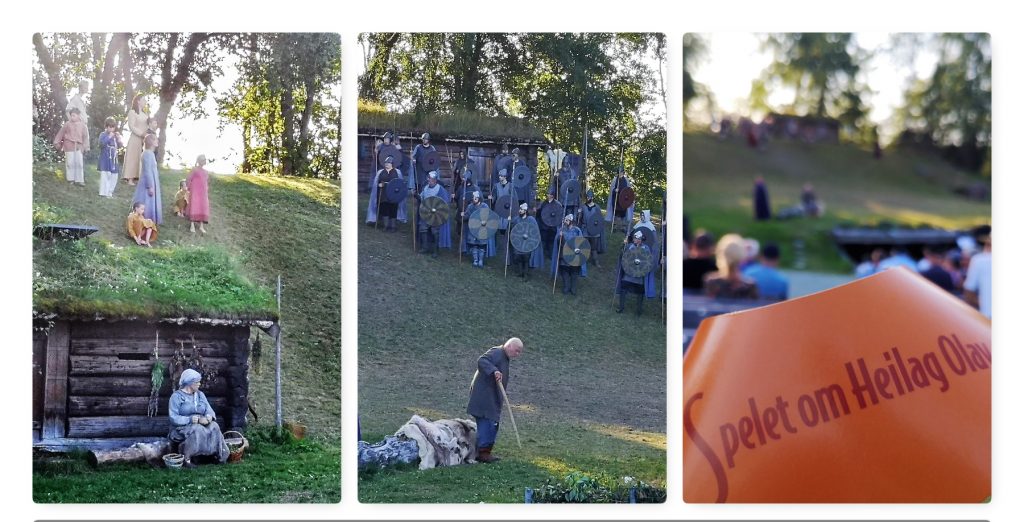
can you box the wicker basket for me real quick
[224,431,249,463]
[285,421,307,440]
[162,453,185,469]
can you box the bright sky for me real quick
[689,33,940,143]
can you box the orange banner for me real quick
[683,268,991,503]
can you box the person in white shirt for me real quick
[963,225,992,319]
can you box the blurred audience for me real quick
[703,234,759,299]
[742,242,789,300]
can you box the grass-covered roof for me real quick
[33,238,278,322]
[358,100,547,144]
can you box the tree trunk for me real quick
[88,440,170,467]
[280,88,296,175]
[32,34,68,116]
[155,32,212,165]
[120,35,135,111]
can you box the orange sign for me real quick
[684,268,991,503]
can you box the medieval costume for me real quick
[577,189,606,266]
[453,151,469,194]
[555,162,580,217]
[490,171,516,260]
[551,214,587,295]
[606,168,634,232]
[133,148,163,224]
[97,127,122,197]
[167,369,229,467]
[186,163,210,224]
[174,181,190,216]
[538,190,559,260]
[615,231,656,316]
[411,132,437,191]
[416,171,453,257]
[509,203,545,280]
[371,157,402,232]
[123,108,149,184]
[462,192,495,267]
[54,113,90,185]
[126,208,158,245]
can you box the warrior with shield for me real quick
[509,202,545,280]
[555,160,580,217]
[606,166,635,233]
[616,230,656,316]
[577,189,606,267]
[415,171,453,258]
[490,169,515,258]
[366,155,404,232]
[453,149,469,192]
[538,189,559,260]
[411,132,438,191]
[461,191,495,267]
[551,214,588,295]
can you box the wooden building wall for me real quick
[35,320,251,445]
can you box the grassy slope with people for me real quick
[357,194,666,503]
[32,161,340,503]
[683,131,991,273]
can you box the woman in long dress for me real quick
[168,369,229,468]
[186,154,211,234]
[122,93,149,185]
[132,134,163,224]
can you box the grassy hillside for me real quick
[357,195,666,502]
[683,132,991,272]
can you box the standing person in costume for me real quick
[123,93,149,186]
[577,189,605,267]
[368,155,403,232]
[415,171,453,258]
[132,133,163,224]
[186,154,211,234]
[551,214,587,295]
[126,201,158,247]
[53,107,90,187]
[490,169,515,260]
[606,166,634,233]
[453,149,469,193]
[555,159,579,217]
[509,203,545,280]
[508,147,536,208]
[461,191,494,267]
[168,369,229,468]
[538,189,558,260]
[411,132,437,191]
[615,230,654,315]
[66,79,90,123]
[97,117,123,197]
[173,180,190,217]
[453,170,480,236]
[492,142,511,189]
[467,338,524,464]
[753,175,771,221]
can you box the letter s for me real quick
[684,392,729,502]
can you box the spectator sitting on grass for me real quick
[743,242,789,300]
[683,232,717,291]
[703,234,759,300]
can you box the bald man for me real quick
[466,337,524,463]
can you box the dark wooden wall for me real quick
[37,320,250,442]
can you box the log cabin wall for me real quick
[357,134,546,197]
[37,320,250,443]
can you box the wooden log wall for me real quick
[37,321,251,441]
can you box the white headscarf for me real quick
[179,368,202,388]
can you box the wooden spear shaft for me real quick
[498,382,522,449]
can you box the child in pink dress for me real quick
[186,155,210,234]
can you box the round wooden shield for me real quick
[494,195,515,219]
[468,207,499,241]
[560,179,581,203]
[510,220,541,253]
[560,236,591,267]
[616,186,636,210]
[621,245,654,278]
[584,209,604,236]
[420,149,440,172]
[418,196,449,227]
[384,177,407,204]
[540,200,565,228]
[633,224,659,253]
[512,164,532,189]
[377,145,401,169]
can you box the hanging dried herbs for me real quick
[147,332,165,417]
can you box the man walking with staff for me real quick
[467,337,524,464]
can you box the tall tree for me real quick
[758,33,866,119]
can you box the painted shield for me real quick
[468,207,500,241]
[384,178,407,204]
[510,220,541,253]
[560,179,581,204]
[418,196,449,227]
[633,225,659,254]
[494,195,515,219]
[540,200,565,228]
[376,145,401,170]
[512,164,533,189]
[420,149,441,172]
[560,236,591,267]
[584,209,605,236]
[621,245,654,278]
[616,185,636,210]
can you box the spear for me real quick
[504,186,516,278]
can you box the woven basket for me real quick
[162,453,184,469]
[224,431,249,463]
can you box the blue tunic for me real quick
[417,184,453,248]
[615,243,657,298]
[132,150,163,224]
[366,168,408,223]
[461,202,497,256]
[550,225,588,277]
[509,214,545,268]
[97,131,120,173]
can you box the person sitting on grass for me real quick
[174,180,190,217]
[703,233,759,300]
[126,201,158,247]
[168,369,229,468]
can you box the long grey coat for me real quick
[467,347,509,422]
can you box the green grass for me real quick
[33,429,340,503]
[683,131,991,273]
[357,194,665,503]
[359,100,546,141]
[32,159,340,500]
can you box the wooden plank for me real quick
[69,375,228,397]
[33,331,47,431]
[69,395,230,417]
[34,436,167,452]
[69,355,230,376]
[70,338,233,358]
[67,415,172,438]
[71,322,227,340]
[42,321,70,439]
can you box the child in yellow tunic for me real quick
[174,180,190,217]
[127,201,158,246]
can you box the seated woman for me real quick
[168,369,229,468]
[703,233,760,300]
[126,201,158,246]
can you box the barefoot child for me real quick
[97,117,123,197]
[53,107,90,186]
[174,180,190,217]
[186,154,210,234]
[127,201,158,246]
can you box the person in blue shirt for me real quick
[742,242,789,300]
[168,369,229,467]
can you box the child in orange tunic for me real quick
[174,180,190,217]
[127,201,158,246]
